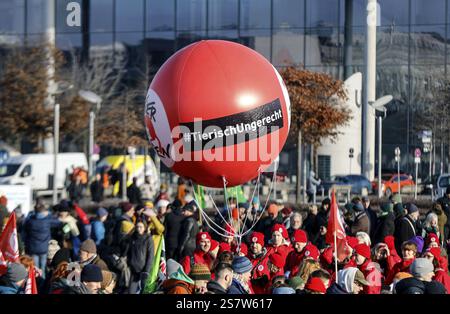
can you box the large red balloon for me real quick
[144,40,290,188]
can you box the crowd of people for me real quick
[2,177,450,295]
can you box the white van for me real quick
[0,153,88,196]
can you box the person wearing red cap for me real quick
[220,224,235,246]
[255,203,284,243]
[268,253,286,279]
[383,235,402,272]
[385,240,418,285]
[231,242,248,257]
[267,224,292,263]
[350,244,382,294]
[180,232,216,275]
[248,232,270,294]
[423,247,450,293]
[285,230,309,278]
[425,233,440,250]
[304,277,327,294]
[302,243,320,261]
[218,242,232,255]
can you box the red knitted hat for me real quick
[250,232,265,247]
[291,229,308,244]
[426,233,439,246]
[355,244,371,260]
[271,224,288,239]
[218,242,231,254]
[196,232,212,245]
[305,277,327,293]
[231,243,248,256]
[303,243,320,260]
[269,253,286,269]
[346,236,359,249]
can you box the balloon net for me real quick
[190,168,277,253]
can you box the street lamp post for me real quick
[50,81,73,205]
[79,90,102,180]
[372,95,393,198]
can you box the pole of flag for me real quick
[333,189,339,285]
[334,227,338,285]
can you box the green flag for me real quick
[143,237,164,294]
[226,185,247,203]
[193,184,206,209]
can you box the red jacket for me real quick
[359,260,382,294]
[285,248,307,278]
[385,258,415,285]
[433,256,450,293]
[180,249,214,275]
[267,244,292,261]
[248,250,270,294]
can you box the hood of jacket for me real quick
[337,267,358,293]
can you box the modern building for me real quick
[0,0,449,182]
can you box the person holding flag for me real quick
[325,190,350,283]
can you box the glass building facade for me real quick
[0,0,449,177]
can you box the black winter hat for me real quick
[81,264,103,283]
[51,248,72,268]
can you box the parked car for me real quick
[436,173,450,198]
[372,173,415,197]
[420,174,440,195]
[319,175,372,196]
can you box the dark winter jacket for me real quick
[127,184,142,205]
[395,277,447,294]
[228,278,250,294]
[326,283,349,294]
[61,282,94,294]
[206,280,228,294]
[177,216,199,258]
[351,210,370,235]
[90,180,104,203]
[23,211,62,255]
[373,212,395,245]
[163,209,184,252]
[366,206,378,238]
[394,215,417,253]
[437,195,450,241]
[127,232,154,275]
[68,181,83,202]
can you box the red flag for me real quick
[0,212,19,263]
[325,190,348,262]
[25,266,38,294]
[0,250,7,275]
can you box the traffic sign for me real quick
[395,147,401,156]
[415,148,421,158]
[414,157,421,164]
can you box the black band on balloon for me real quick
[180,98,284,152]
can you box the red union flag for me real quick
[25,266,38,294]
[325,190,348,262]
[0,250,7,275]
[0,212,19,263]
